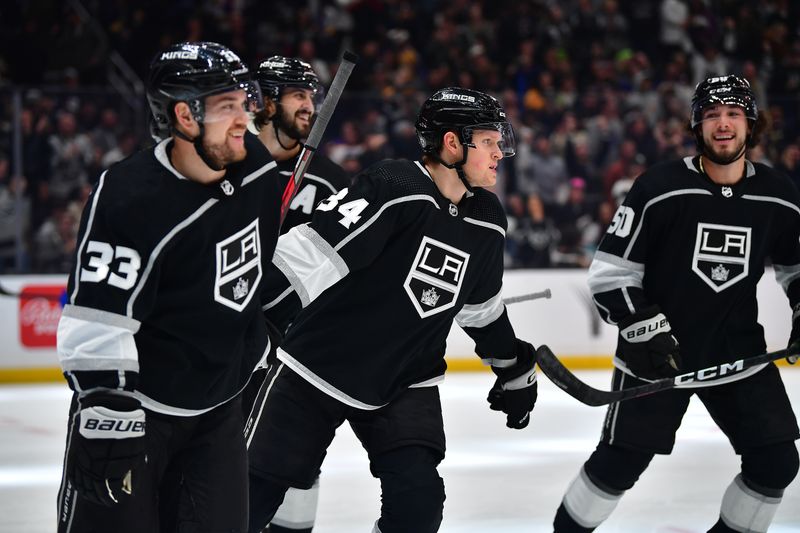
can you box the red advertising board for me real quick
[18,285,66,348]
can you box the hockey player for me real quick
[553,75,800,532]
[247,87,539,533]
[245,55,349,533]
[55,41,283,532]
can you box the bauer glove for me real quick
[787,303,800,364]
[616,305,682,380]
[486,339,538,429]
[66,392,146,506]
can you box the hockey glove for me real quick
[617,306,682,380]
[67,392,146,506]
[487,339,538,429]
[787,304,800,364]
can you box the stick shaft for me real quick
[502,289,551,305]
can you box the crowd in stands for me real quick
[0,0,799,273]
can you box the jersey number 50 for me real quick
[607,205,635,238]
[80,240,142,290]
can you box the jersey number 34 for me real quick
[316,188,369,229]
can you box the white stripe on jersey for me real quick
[774,263,800,293]
[278,170,339,194]
[334,194,439,252]
[463,217,505,237]
[587,251,644,293]
[273,224,349,308]
[623,189,713,259]
[455,288,505,328]
[242,160,278,186]
[742,193,800,215]
[57,306,140,373]
[127,199,218,316]
[70,170,108,305]
[277,348,388,410]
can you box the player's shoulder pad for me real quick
[360,159,436,199]
[751,160,800,205]
[627,158,693,196]
[308,152,350,189]
[468,188,508,232]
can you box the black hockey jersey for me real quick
[263,160,517,409]
[57,133,283,415]
[589,156,800,373]
[276,153,350,232]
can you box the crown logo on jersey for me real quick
[232,277,250,300]
[711,264,730,282]
[420,287,440,307]
[721,186,733,198]
[220,180,234,196]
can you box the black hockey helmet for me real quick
[255,56,323,103]
[416,87,515,158]
[690,75,758,128]
[147,41,262,135]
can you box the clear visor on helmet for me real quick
[691,94,757,128]
[464,122,516,157]
[201,79,264,123]
[282,82,325,110]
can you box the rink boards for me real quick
[0,269,792,381]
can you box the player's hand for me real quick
[787,304,800,364]
[617,306,682,380]
[66,393,146,506]
[487,339,538,429]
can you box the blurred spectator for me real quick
[517,133,569,208]
[47,111,93,203]
[775,142,800,190]
[32,203,77,273]
[0,157,30,272]
[505,193,558,269]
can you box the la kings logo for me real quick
[215,219,262,311]
[692,222,751,292]
[404,236,469,318]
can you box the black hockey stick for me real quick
[536,344,794,407]
[502,289,551,305]
[279,50,359,224]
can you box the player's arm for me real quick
[588,178,681,379]
[262,166,403,326]
[771,184,800,363]
[456,241,536,429]
[57,173,153,505]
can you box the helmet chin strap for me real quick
[173,124,225,172]
[432,144,475,196]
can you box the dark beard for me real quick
[275,105,311,141]
[703,138,747,165]
[201,137,245,169]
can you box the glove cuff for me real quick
[619,306,671,344]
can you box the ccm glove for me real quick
[617,306,682,380]
[787,303,800,364]
[487,339,538,429]
[67,392,146,506]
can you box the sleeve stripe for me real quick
[463,217,505,237]
[57,313,139,373]
[774,264,800,293]
[455,288,504,328]
[623,189,713,259]
[273,225,349,307]
[334,195,439,252]
[127,198,218,316]
[70,170,108,305]
[587,252,645,294]
[61,304,141,331]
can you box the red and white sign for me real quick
[18,285,66,348]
